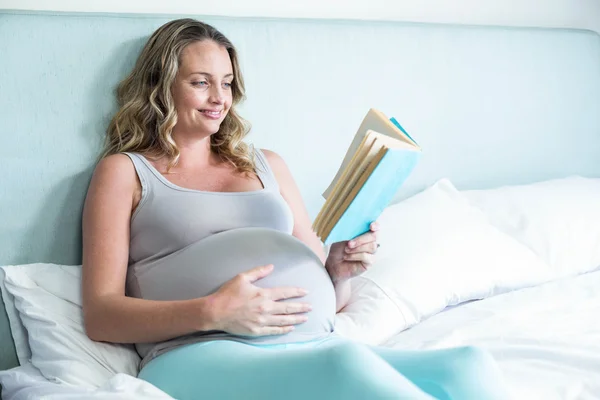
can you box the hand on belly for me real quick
[132,227,337,338]
[209,263,312,336]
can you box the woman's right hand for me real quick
[209,264,311,336]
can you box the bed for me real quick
[3,268,600,399]
[1,9,600,400]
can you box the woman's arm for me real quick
[262,149,352,311]
[82,154,218,343]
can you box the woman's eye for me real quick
[192,81,208,87]
[223,82,232,89]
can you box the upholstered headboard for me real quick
[1,10,599,371]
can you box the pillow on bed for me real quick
[462,176,600,279]
[334,276,407,345]
[0,263,141,388]
[0,267,30,365]
[335,178,553,344]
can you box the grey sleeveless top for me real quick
[124,150,336,369]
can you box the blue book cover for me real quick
[324,148,422,245]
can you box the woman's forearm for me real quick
[320,243,352,312]
[84,294,218,344]
[333,279,351,312]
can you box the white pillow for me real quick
[336,179,553,343]
[0,266,31,364]
[334,277,406,345]
[0,263,141,388]
[462,176,600,278]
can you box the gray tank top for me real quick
[124,150,336,369]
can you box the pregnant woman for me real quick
[81,18,510,400]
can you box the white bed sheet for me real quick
[0,363,172,400]
[2,270,600,400]
[383,269,600,400]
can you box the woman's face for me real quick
[171,40,234,138]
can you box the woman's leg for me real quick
[139,339,435,400]
[370,345,511,400]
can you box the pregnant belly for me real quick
[128,227,337,341]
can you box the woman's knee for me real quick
[442,346,504,387]
[322,342,432,399]
[322,341,404,383]
[452,346,498,371]
[442,346,509,400]
[324,341,375,374]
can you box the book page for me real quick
[366,130,417,151]
[313,134,376,234]
[322,108,419,199]
[317,136,380,237]
[322,147,388,240]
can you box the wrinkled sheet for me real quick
[0,363,172,400]
[384,270,600,400]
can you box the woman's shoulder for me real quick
[259,148,286,169]
[90,153,139,192]
[95,153,136,175]
[258,148,297,187]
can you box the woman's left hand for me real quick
[325,221,380,284]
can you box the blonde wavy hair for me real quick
[103,18,255,174]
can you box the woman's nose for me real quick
[209,86,224,104]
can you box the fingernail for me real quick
[348,241,355,248]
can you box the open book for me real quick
[313,108,422,245]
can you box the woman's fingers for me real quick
[242,291,311,337]
[217,265,313,337]
[264,314,309,327]
[345,241,378,255]
[269,300,312,314]
[343,251,374,265]
[264,286,309,301]
[347,230,377,250]
[246,307,310,336]
[258,326,296,336]
[239,264,274,283]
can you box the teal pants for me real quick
[139,337,510,400]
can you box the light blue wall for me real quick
[0,11,599,266]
